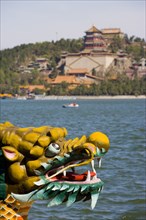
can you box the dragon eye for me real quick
[51,143,60,150]
[45,143,60,157]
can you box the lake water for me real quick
[0,98,145,220]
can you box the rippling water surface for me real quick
[0,98,145,220]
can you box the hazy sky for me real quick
[1,0,146,49]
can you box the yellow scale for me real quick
[0,194,32,220]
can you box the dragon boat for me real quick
[0,121,110,219]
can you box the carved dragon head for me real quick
[0,121,110,219]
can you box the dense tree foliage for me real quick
[109,35,146,61]
[125,42,145,61]
[108,36,125,52]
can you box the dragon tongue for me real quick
[60,171,96,181]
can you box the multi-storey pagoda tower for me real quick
[84,25,107,52]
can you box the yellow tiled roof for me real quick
[51,75,80,84]
[86,25,102,33]
[102,28,121,34]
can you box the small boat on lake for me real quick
[62,103,79,108]
[26,94,35,100]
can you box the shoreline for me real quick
[75,95,146,100]
[25,95,146,100]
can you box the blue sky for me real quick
[1,0,146,49]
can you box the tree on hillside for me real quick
[108,36,125,53]
[125,42,145,61]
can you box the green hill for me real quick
[0,36,146,96]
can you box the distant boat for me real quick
[62,103,79,108]
[26,94,35,100]
[0,93,13,99]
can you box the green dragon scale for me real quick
[0,121,110,219]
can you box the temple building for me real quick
[57,25,130,84]
[83,26,107,52]
[59,25,115,77]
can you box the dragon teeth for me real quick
[98,158,102,168]
[85,170,91,182]
[91,191,99,209]
[63,170,66,176]
[92,175,98,181]
[91,160,96,173]
[85,169,98,182]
